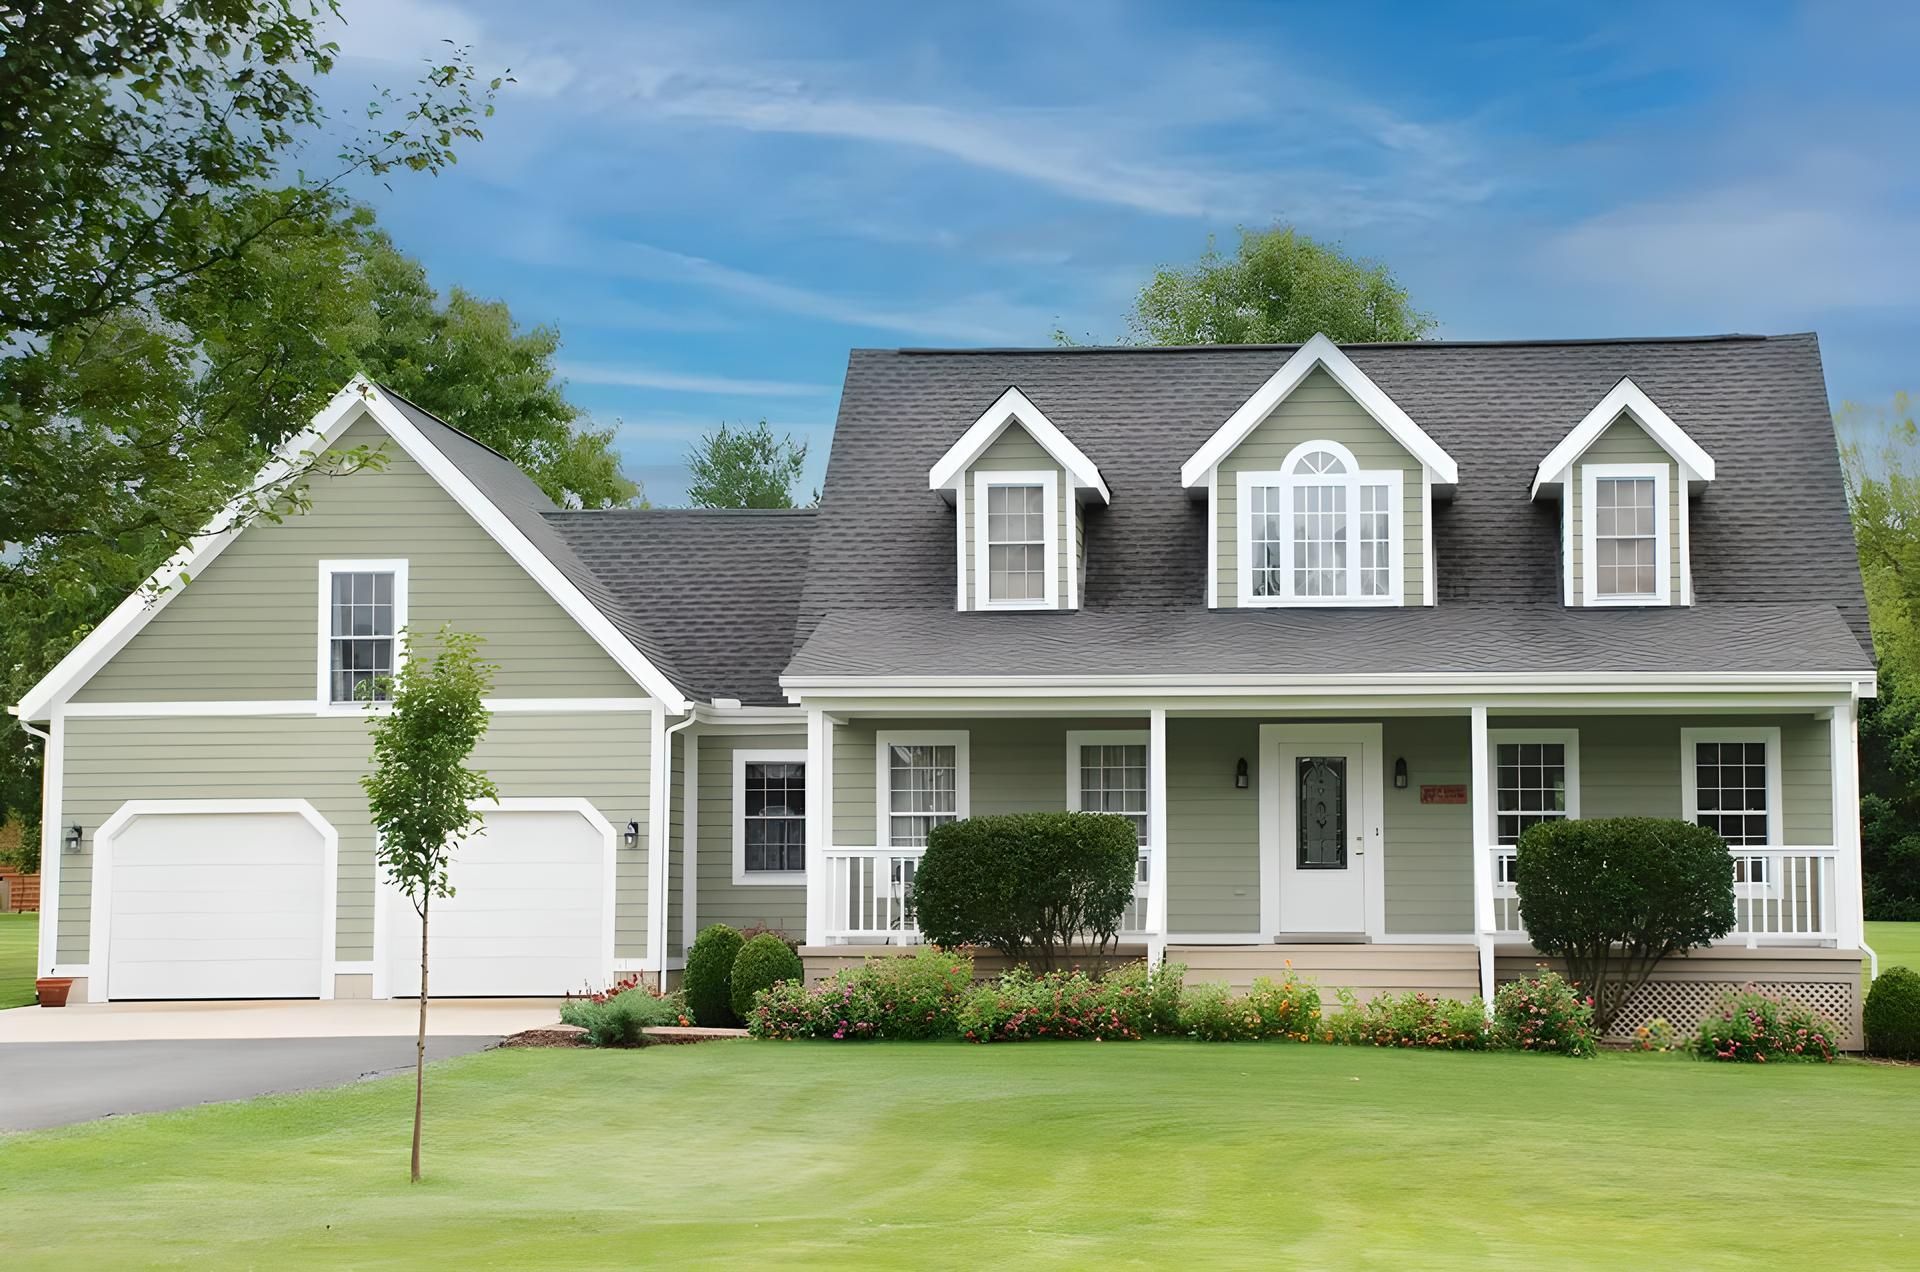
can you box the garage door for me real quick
[100,806,331,1002]
[387,806,609,998]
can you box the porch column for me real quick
[1468,705,1496,1005]
[1831,698,1867,956]
[804,707,830,947]
[1147,708,1169,966]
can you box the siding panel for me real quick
[695,729,809,937]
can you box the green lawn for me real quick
[0,911,35,1009]
[3,1041,1917,1268]
[1867,920,1920,975]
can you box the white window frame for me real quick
[316,559,408,712]
[1235,440,1404,608]
[733,748,808,886]
[1581,462,1670,606]
[971,469,1058,610]
[1066,728,1152,900]
[875,729,971,849]
[1681,726,1784,893]
[1487,728,1581,848]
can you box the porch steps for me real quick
[1169,943,1480,1003]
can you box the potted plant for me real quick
[35,977,73,1008]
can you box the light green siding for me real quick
[961,423,1073,609]
[1166,718,1260,933]
[56,710,652,964]
[1215,368,1426,608]
[1384,718,1475,933]
[1567,413,1684,606]
[695,729,808,937]
[76,412,645,702]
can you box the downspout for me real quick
[652,710,697,986]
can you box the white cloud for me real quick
[558,362,834,397]
[329,0,482,67]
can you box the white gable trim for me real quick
[1180,333,1458,488]
[1532,377,1715,499]
[15,377,690,718]
[928,386,1111,502]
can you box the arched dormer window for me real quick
[1236,439,1403,606]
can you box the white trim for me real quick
[1148,710,1168,960]
[1421,465,1435,607]
[1580,462,1672,606]
[57,695,655,719]
[1486,728,1582,843]
[1063,729,1151,810]
[317,558,409,711]
[36,713,64,977]
[691,702,804,727]
[1532,377,1715,498]
[89,798,339,1004]
[16,377,690,720]
[1257,723,1386,940]
[647,710,676,975]
[953,472,968,610]
[1234,450,1405,607]
[1833,701,1865,949]
[804,708,830,946]
[1205,466,1220,608]
[971,469,1060,610]
[1561,480,1575,606]
[333,960,375,976]
[49,963,92,977]
[732,748,809,886]
[1470,706,1495,1004]
[1067,497,1080,611]
[929,386,1111,501]
[682,731,700,957]
[874,729,971,848]
[1679,726,1784,848]
[1678,465,1694,606]
[1181,334,1458,487]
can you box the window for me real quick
[1581,463,1670,605]
[1682,728,1781,884]
[970,470,1058,609]
[1237,441,1401,606]
[319,560,406,707]
[1489,730,1580,847]
[877,731,970,848]
[734,750,806,883]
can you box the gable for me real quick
[73,413,646,703]
[959,421,1073,610]
[1564,411,1684,607]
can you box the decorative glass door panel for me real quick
[1296,757,1348,870]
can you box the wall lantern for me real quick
[65,824,84,854]
[1234,758,1249,789]
[623,820,641,850]
[1393,757,1409,789]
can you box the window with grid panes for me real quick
[328,571,396,703]
[985,483,1047,602]
[1495,741,1569,845]
[1594,476,1658,597]
[888,744,958,847]
[741,760,806,873]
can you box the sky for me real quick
[319,0,1920,504]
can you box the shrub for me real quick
[912,811,1138,970]
[1864,965,1920,1059]
[747,947,975,1041]
[730,933,805,1019]
[956,964,1169,1042]
[559,984,687,1047]
[1177,983,1264,1041]
[1514,817,1736,1032]
[684,924,745,1026]
[1493,970,1598,1057]
[1102,959,1188,1036]
[1690,987,1840,1062]
[1325,988,1493,1050]
[1177,971,1321,1042]
[1631,1017,1679,1052]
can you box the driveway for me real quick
[0,998,567,1132]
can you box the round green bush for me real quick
[684,923,744,1026]
[731,932,805,1019]
[1865,965,1920,1059]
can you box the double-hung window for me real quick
[734,750,806,884]
[1491,732,1579,846]
[971,470,1058,609]
[1068,731,1150,930]
[1581,463,1670,605]
[1238,441,1401,606]
[1683,728,1781,885]
[320,560,406,707]
[878,731,970,848]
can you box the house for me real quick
[10,333,1876,1042]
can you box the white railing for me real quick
[1121,851,1151,936]
[1484,844,1841,944]
[822,847,922,943]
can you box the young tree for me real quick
[684,421,809,508]
[361,626,498,1182]
[1111,224,1435,346]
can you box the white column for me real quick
[1468,705,1496,1005]
[804,707,829,948]
[36,713,63,979]
[647,708,672,982]
[1832,698,1866,953]
[1147,708,1169,966]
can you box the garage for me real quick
[93,802,335,1003]
[386,802,612,998]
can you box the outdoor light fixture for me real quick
[64,824,83,854]
[1234,758,1249,789]
[623,820,640,850]
[1394,757,1409,789]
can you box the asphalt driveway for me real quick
[1,1035,500,1132]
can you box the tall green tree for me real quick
[361,625,497,1182]
[685,421,809,508]
[1103,224,1434,346]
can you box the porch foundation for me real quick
[1173,943,1481,1002]
[801,943,1148,986]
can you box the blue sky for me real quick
[322,1,1920,504]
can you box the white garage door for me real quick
[388,807,608,998]
[102,808,330,1001]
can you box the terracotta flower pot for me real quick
[35,977,73,1008]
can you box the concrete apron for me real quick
[0,998,564,1044]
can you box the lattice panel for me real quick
[1604,980,1855,1041]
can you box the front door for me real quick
[1267,727,1377,936]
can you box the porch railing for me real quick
[820,846,1153,944]
[1486,844,1841,945]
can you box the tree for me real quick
[684,421,808,508]
[360,625,498,1182]
[1113,224,1434,346]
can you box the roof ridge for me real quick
[877,333,1795,356]
[546,506,821,517]
[371,381,522,465]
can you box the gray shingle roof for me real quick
[786,602,1871,681]
[544,509,817,704]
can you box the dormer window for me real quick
[978,474,1055,607]
[1589,469,1665,601]
[1237,440,1403,607]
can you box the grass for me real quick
[4,1041,1918,1268]
[1868,920,1920,975]
[0,912,35,1010]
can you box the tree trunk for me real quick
[411,891,429,1183]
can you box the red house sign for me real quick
[1420,784,1468,805]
